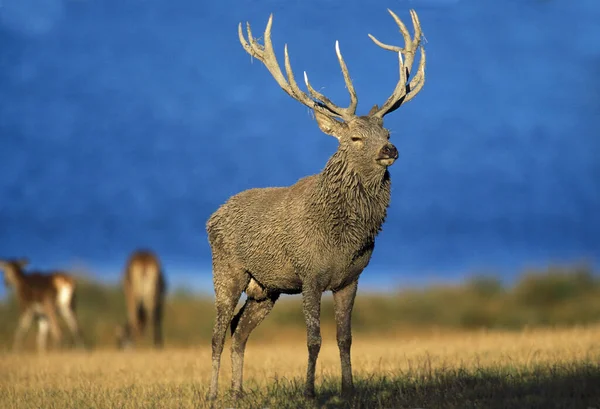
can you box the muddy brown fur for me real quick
[206,9,426,400]
[0,258,85,352]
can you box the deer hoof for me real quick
[341,385,355,399]
[304,388,316,400]
[230,388,245,399]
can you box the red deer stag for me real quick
[0,258,85,352]
[206,9,426,399]
[116,249,166,349]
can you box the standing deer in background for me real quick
[0,258,85,352]
[206,9,426,399]
[116,249,166,349]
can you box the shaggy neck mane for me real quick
[310,149,391,246]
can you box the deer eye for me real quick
[351,137,362,142]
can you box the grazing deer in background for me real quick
[0,258,85,352]
[116,249,166,349]
[206,9,426,399]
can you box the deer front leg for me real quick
[124,281,141,341]
[36,317,50,352]
[150,298,164,349]
[333,279,358,396]
[13,308,35,352]
[302,284,322,399]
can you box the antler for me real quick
[368,9,426,118]
[238,14,358,121]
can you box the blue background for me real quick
[1,0,598,293]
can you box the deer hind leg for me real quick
[302,282,323,399]
[208,258,249,400]
[43,298,63,350]
[230,291,279,397]
[13,308,35,352]
[116,322,133,350]
[36,316,50,352]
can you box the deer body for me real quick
[207,9,425,400]
[209,150,391,295]
[117,249,166,349]
[0,258,85,352]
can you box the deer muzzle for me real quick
[377,143,398,166]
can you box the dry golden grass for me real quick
[1,326,600,408]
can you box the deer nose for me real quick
[379,144,398,159]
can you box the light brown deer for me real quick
[116,249,166,349]
[0,258,85,352]
[206,9,426,399]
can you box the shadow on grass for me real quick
[219,363,600,409]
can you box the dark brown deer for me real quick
[0,258,85,352]
[116,249,166,349]
[206,9,426,399]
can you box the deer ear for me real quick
[368,104,379,116]
[367,105,384,126]
[16,258,29,268]
[314,111,347,139]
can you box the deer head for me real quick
[238,9,425,175]
[0,258,29,288]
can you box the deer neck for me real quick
[321,148,391,191]
[312,150,391,244]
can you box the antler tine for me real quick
[335,41,358,116]
[367,9,426,118]
[367,9,411,52]
[239,14,357,120]
[238,16,307,104]
[282,45,337,115]
[302,68,348,117]
[403,47,426,105]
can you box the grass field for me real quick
[2,265,600,407]
[1,326,600,409]
[3,263,600,350]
